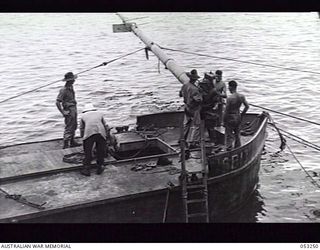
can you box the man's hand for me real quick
[62,110,70,117]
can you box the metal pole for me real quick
[117,13,190,85]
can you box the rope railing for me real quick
[0,47,145,105]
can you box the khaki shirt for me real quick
[180,81,202,113]
[80,110,108,141]
[56,85,77,109]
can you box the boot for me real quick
[96,165,105,175]
[63,140,69,149]
[80,166,91,176]
[70,137,81,147]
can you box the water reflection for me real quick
[215,189,265,223]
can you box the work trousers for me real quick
[217,103,224,125]
[183,107,201,146]
[202,109,218,142]
[224,114,241,150]
[83,133,106,167]
[64,106,77,141]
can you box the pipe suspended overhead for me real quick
[116,13,190,85]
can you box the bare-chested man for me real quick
[214,70,227,126]
[223,80,249,150]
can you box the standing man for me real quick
[223,80,249,151]
[198,72,220,142]
[79,103,110,176]
[56,72,80,149]
[214,70,227,126]
[179,69,203,151]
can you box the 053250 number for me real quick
[300,244,319,248]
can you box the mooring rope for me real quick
[286,144,320,189]
[267,124,320,188]
[0,47,145,105]
[268,124,320,152]
[277,128,320,152]
[266,114,287,152]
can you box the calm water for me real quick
[1,13,320,222]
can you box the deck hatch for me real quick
[112,137,177,160]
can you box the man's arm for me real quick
[79,119,85,138]
[179,85,184,98]
[101,117,111,137]
[192,87,203,103]
[220,83,227,98]
[56,89,69,117]
[56,100,68,117]
[241,95,249,119]
[222,97,230,124]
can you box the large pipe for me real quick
[117,13,190,85]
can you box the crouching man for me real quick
[79,103,110,176]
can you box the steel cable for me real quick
[251,103,320,127]
[269,125,320,152]
[0,47,145,105]
[160,46,320,76]
[278,128,320,152]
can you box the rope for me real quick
[266,113,287,152]
[0,187,46,210]
[251,103,320,127]
[286,144,320,189]
[0,48,145,105]
[268,124,320,152]
[159,46,320,76]
[266,122,320,188]
[276,127,320,152]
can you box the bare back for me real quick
[225,92,248,115]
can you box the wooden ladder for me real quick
[180,120,210,223]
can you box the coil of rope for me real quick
[0,47,145,105]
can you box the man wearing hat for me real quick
[198,72,220,142]
[56,72,80,149]
[79,103,110,176]
[214,70,227,126]
[179,69,203,152]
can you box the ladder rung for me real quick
[186,184,205,189]
[187,213,208,218]
[186,181,202,186]
[187,199,206,204]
